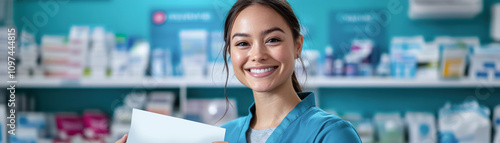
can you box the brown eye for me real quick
[266,38,281,43]
[236,42,249,46]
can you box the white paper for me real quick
[126,109,225,143]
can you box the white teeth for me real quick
[250,67,276,73]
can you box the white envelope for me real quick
[126,109,226,143]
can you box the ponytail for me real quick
[291,71,302,92]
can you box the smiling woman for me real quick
[216,0,362,143]
[114,1,362,143]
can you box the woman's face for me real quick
[229,4,302,92]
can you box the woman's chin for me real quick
[248,84,275,93]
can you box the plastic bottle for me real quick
[344,54,360,77]
[111,34,128,78]
[376,53,391,77]
[323,46,334,76]
[359,61,373,77]
[89,27,108,78]
[333,59,344,76]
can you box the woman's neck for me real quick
[249,78,301,130]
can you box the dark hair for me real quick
[217,0,306,124]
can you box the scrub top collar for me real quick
[237,92,316,142]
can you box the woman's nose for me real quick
[249,43,268,62]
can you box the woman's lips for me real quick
[245,66,278,78]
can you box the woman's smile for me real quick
[245,65,279,78]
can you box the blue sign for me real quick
[329,10,388,64]
[151,9,225,77]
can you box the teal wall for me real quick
[13,0,500,117]
[15,0,500,46]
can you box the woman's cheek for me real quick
[231,52,245,70]
[272,48,294,64]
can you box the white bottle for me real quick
[323,46,334,76]
[333,59,344,76]
[377,53,391,77]
[492,4,500,41]
[89,27,108,78]
[151,48,165,78]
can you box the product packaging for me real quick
[492,4,500,41]
[376,53,391,77]
[0,104,5,143]
[82,110,109,140]
[333,59,344,76]
[180,30,208,78]
[373,112,405,143]
[323,46,334,76]
[469,44,500,81]
[146,92,176,116]
[493,105,500,143]
[9,128,37,143]
[109,122,130,142]
[128,39,150,78]
[111,33,129,78]
[438,99,491,143]
[18,29,39,77]
[67,26,90,79]
[299,50,319,77]
[88,26,109,78]
[435,36,479,79]
[405,112,437,143]
[151,48,166,78]
[185,98,238,126]
[439,44,468,79]
[344,54,360,77]
[10,112,47,142]
[41,35,69,78]
[55,113,84,140]
[390,37,421,78]
[342,112,374,143]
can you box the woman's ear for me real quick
[295,35,304,59]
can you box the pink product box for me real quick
[42,45,69,53]
[55,113,84,138]
[42,51,70,66]
[83,111,110,139]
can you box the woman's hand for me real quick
[115,134,128,143]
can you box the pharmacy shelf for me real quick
[2,77,499,88]
[305,77,500,88]
[8,77,245,88]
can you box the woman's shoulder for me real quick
[221,116,247,130]
[301,107,346,125]
[221,116,248,141]
[300,107,361,142]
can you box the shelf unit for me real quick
[305,77,500,88]
[3,76,499,119]
[4,77,500,88]
[8,77,245,88]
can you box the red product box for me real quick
[83,110,109,139]
[55,113,84,138]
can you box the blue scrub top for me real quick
[222,92,362,143]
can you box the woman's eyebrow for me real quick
[232,33,250,39]
[261,27,285,36]
[231,27,285,40]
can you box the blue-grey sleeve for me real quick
[315,120,362,143]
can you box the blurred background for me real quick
[1,0,500,142]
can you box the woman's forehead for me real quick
[231,4,290,35]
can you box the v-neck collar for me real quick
[237,92,316,142]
